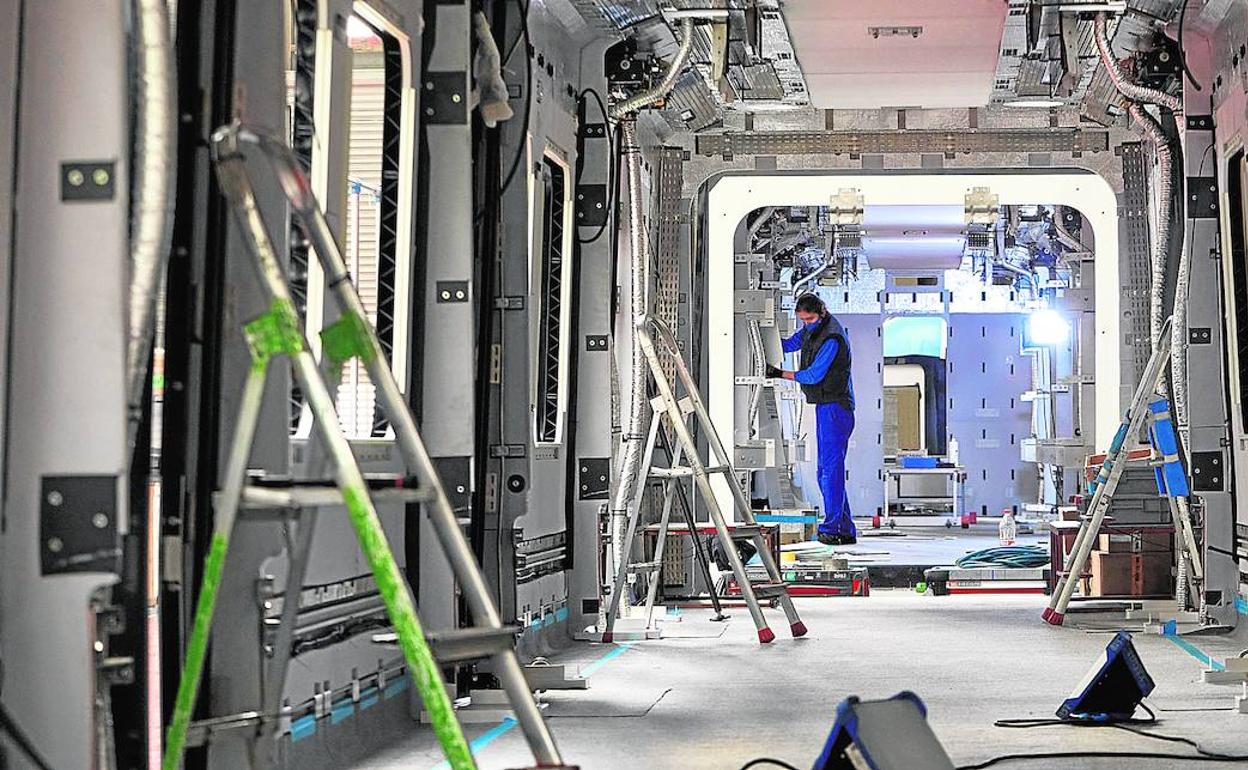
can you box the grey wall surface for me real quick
[0,3,130,768]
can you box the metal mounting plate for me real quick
[41,475,121,575]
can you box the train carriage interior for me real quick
[8,1,1248,769]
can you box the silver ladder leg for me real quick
[636,316,807,643]
[602,410,663,642]
[229,126,564,766]
[1044,321,1173,625]
[650,318,806,637]
[641,464,682,629]
[205,132,476,769]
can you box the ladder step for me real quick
[749,583,790,600]
[729,525,763,540]
[372,626,520,664]
[237,484,433,509]
[649,464,729,479]
[628,561,662,571]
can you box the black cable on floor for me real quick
[0,700,56,770]
[738,759,800,770]
[961,702,1248,769]
[957,749,1248,769]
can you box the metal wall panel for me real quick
[0,3,130,767]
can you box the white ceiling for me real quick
[781,0,1008,109]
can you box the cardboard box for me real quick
[1089,551,1173,597]
[1097,532,1172,554]
[1090,552,1132,596]
[1059,508,1082,522]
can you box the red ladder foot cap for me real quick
[790,621,808,638]
[758,627,776,644]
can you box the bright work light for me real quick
[1026,308,1070,346]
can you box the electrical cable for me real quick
[960,702,1248,768]
[0,699,56,770]
[955,545,1049,569]
[575,87,615,245]
[738,759,801,770]
[497,0,531,199]
[1177,0,1203,92]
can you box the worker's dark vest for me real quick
[799,314,854,410]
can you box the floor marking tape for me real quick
[1164,633,1226,671]
[428,643,635,769]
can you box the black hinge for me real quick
[1189,327,1212,345]
[580,122,607,139]
[576,185,608,227]
[1191,451,1225,492]
[578,458,611,500]
[1188,176,1218,219]
[1186,114,1214,131]
[422,71,468,124]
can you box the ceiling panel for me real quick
[782,0,1008,109]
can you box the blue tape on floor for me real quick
[331,698,354,725]
[291,714,317,743]
[384,677,408,700]
[359,686,379,711]
[580,642,634,678]
[1165,633,1226,671]
[755,514,819,524]
[425,643,635,769]
[1235,596,1248,616]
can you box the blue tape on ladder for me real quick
[1148,398,1190,497]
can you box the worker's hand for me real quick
[765,364,783,379]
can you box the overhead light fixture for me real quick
[1003,98,1066,108]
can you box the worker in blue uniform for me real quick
[766,293,857,545]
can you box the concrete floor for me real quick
[353,593,1248,769]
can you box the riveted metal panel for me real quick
[1119,142,1153,386]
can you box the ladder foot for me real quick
[1041,608,1064,626]
[600,631,614,643]
[790,621,808,638]
[757,627,775,644]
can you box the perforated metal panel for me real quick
[655,146,685,384]
[695,129,1110,158]
[1119,142,1152,386]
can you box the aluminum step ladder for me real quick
[603,315,807,644]
[162,124,566,770]
[1043,318,1203,626]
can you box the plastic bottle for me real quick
[999,508,1018,546]
[948,435,960,466]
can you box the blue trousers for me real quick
[815,402,856,537]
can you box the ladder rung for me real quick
[749,583,790,600]
[237,485,433,509]
[649,464,729,479]
[628,561,662,571]
[373,626,520,664]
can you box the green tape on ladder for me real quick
[243,298,304,363]
[320,311,378,368]
[339,484,474,769]
[163,532,230,770]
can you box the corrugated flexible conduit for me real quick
[1094,12,1186,422]
[126,0,177,449]
[607,18,696,591]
